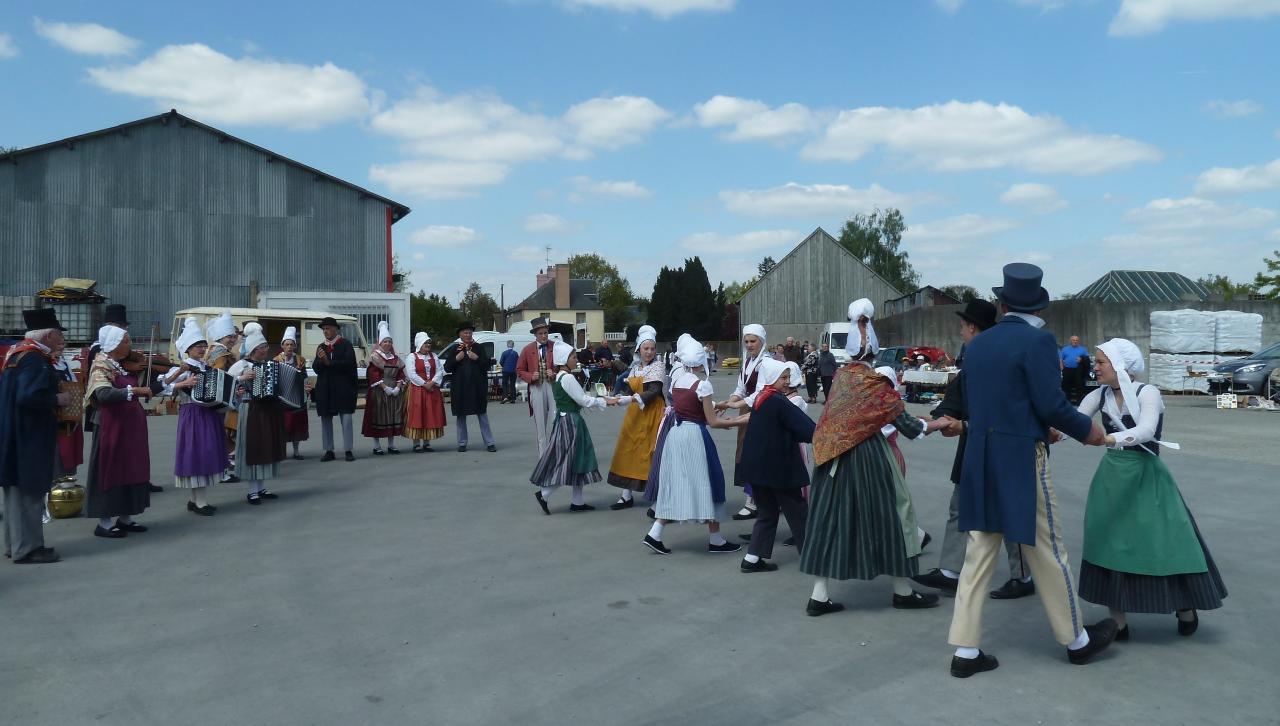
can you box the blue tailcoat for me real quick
[0,351,60,496]
[958,316,1093,544]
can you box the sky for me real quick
[3,0,1279,309]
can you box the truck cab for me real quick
[820,322,853,364]
[170,307,371,378]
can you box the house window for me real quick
[576,313,586,323]
[540,312,550,319]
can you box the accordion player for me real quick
[248,361,306,410]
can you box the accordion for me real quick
[192,368,236,409]
[249,361,305,410]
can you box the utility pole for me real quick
[500,284,505,332]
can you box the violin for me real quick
[121,350,176,374]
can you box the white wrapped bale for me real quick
[1148,352,1218,393]
[1150,310,1215,353]
[1212,310,1263,354]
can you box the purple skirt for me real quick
[175,403,229,477]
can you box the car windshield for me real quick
[831,333,848,348]
[1254,342,1280,359]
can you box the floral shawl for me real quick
[812,363,905,467]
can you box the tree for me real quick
[837,208,919,294]
[757,256,777,277]
[1197,274,1258,301]
[647,257,719,341]
[940,284,980,303]
[1254,250,1280,299]
[721,278,757,303]
[410,292,460,341]
[391,253,410,293]
[459,282,501,329]
[567,253,635,331]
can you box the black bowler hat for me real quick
[103,304,129,326]
[528,316,550,332]
[955,299,998,331]
[456,321,476,335]
[23,308,66,332]
[992,263,1050,313]
[317,317,340,329]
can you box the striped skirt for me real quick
[800,435,919,581]
[650,420,726,523]
[1079,511,1227,613]
[530,411,602,489]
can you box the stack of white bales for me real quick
[1148,310,1263,392]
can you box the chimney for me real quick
[535,267,554,290]
[555,264,570,309]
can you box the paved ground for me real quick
[2,374,1277,725]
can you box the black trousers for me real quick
[501,372,517,401]
[820,376,833,401]
[805,372,819,400]
[1061,367,1084,404]
[748,486,808,559]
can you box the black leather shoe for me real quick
[321,451,336,462]
[893,591,941,609]
[739,533,752,542]
[14,547,61,563]
[388,448,402,455]
[372,448,385,456]
[246,492,262,505]
[458,445,467,453]
[990,578,1036,599]
[486,444,497,453]
[292,454,305,461]
[1115,625,1130,641]
[643,535,670,555]
[782,536,795,547]
[259,490,279,500]
[912,568,959,593]
[569,503,595,512]
[534,490,550,516]
[148,483,164,493]
[610,498,635,510]
[115,520,147,533]
[708,541,742,553]
[806,598,845,617]
[731,508,758,521]
[94,524,127,538]
[412,444,422,453]
[188,503,216,516]
[646,508,655,519]
[1067,618,1119,665]
[740,558,778,573]
[421,444,432,452]
[920,531,932,549]
[344,451,355,462]
[950,651,999,678]
[1177,610,1199,636]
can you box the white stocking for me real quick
[810,578,830,602]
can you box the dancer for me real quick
[606,325,666,510]
[404,333,446,452]
[739,359,814,571]
[945,263,1113,679]
[203,309,241,482]
[446,321,497,453]
[642,335,746,555]
[515,317,557,453]
[1075,338,1226,640]
[161,317,225,516]
[84,325,161,538]
[531,342,620,514]
[227,324,286,505]
[313,316,358,462]
[363,321,406,455]
[50,336,84,489]
[274,327,310,460]
[799,300,949,617]
[715,323,769,521]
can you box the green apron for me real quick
[1082,449,1207,576]
[554,376,598,475]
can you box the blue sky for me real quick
[3,0,1279,308]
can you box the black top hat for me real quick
[103,304,129,327]
[955,298,998,331]
[23,308,66,332]
[456,321,476,335]
[528,316,550,332]
[992,263,1050,313]
[317,317,340,329]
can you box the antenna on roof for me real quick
[545,245,553,266]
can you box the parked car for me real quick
[874,345,911,374]
[1213,342,1280,395]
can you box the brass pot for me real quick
[48,484,86,519]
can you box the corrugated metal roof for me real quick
[1075,270,1209,303]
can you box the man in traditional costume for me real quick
[606,325,666,510]
[515,317,558,454]
[1,309,70,563]
[363,321,407,455]
[312,316,358,462]
[445,322,496,453]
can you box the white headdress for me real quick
[281,326,298,345]
[874,365,901,392]
[242,322,267,355]
[552,341,575,367]
[414,332,430,352]
[1096,338,1178,451]
[756,358,787,387]
[677,333,707,369]
[205,308,235,341]
[783,361,803,389]
[377,320,392,344]
[845,299,879,359]
[636,325,657,347]
[740,323,767,380]
[97,325,126,355]
[176,316,206,354]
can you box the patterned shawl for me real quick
[812,363,905,467]
[83,353,126,407]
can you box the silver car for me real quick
[1213,342,1280,395]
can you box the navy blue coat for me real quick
[958,316,1093,544]
[739,394,816,489]
[0,351,60,495]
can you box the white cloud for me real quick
[507,245,549,263]
[523,213,580,234]
[680,229,799,254]
[88,44,370,128]
[801,100,1161,174]
[370,87,564,162]
[568,176,652,200]
[1203,99,1263,119]
[409,225,482,248]
[694,95,818,142]
[720,182,917,218]
[1269,228,1280,241]
[934,0,964,13]
[999,182,1067,213]
[369,160,508,199]
[0,33,17,59]
[904,214,1019,242]
[412,252,426,261]
[1194,158,1280,195]
[563,95,672,151]
[34,18,139,56]
[1124,197,1277,232]
[1110,0,1280,36]
[563,0,735,19]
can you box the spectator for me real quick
[595,341,615,387]
[817,343,838,402]
[783,336,804,364]
[772,344,787,362]
[578,344,595,367]
[1059,334,1089,404]
[499,340,519,403]
[613,344,635,395]
[802,343,820,404]
[705,343,718,373]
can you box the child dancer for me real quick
[162,317,225,515]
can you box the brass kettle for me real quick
[48,484,86,519]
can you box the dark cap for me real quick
[317,317,340,329]
[23,308,66,332]
[992,263,1050,313]
[103,304,129,327]
[955,299,998,331]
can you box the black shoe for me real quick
[412,444,422,453]
[610,498,635,511]
[912,568,959,594]
[373,448,385,456]
[950,651,999,678]
[1177,610,1199,636]
[806,598,845,617]
[259,490,279,500]
[149,483,164,493]
[14,547,61,563]
[708,541,743,553]
[990,578,1036,599]
[740,558,778,573]
[920,531,932,549]
[783,536,795,547]
[115,520,147,533]
[731,508,758,521]
[344,451,355,462]
[1115,625,1130,642]
[221,473,241,484]
[292,454,305,461]
[534,490,550,516]
[646,507,655,519]
[643,535,671,555]
[1067,618,1119,665]
[94,524,127,538]
[569,503,595,512]
[421,445,432,453]
[246,492,262,505]
[486,444,497,453]
[321,451,336,462]
[388,448,401,455]
[188,503,216,516]
[739,533,752,542]
[458,445,467,453]
[893,591,941,609]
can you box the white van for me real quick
[819,322,853,365]
[170,307,371,378]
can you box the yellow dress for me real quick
[607,367,666,492]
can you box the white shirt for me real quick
[1078,384,1164,449]
[673,370,715,399]
[1005,312,1045,328]
[733,354,767,401]
[556,371,607,410]
[404,353,443,387]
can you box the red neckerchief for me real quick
[753,385,781,410]
[3,340,53,369]
[325,336,344,351]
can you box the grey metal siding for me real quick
[1,119,390,338]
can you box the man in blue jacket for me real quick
[945,263,1116,679]
[498,340,519,403]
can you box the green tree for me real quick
[940,284,979,303]
[410,292,460,342]
[1197,274,1258,301]
[459,282,501,330]
[837,207,919,294]
[757,256,777,277]
[1254,250,1280,299]
[721,278,757,303]
[567,252,635,331]
[647,257,718,341]
[391,253,410,293]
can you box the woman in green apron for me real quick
[1075,338,1226,640]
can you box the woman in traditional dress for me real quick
[161,317,225,516]
[799,300,949,616]
[404,333,447,452]
[1074,338,1226,639]
[50,343,83,487]
[363,321,407,455]
[531,342,621,515]
[83,326,161,538]
[204,309,240,483]
[228,324,286,505]
[606,325,666,510]
[715,324,769,522]
[274,327,310,460]
[642,335,746,555]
